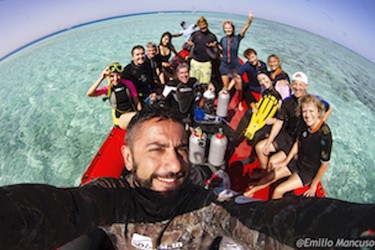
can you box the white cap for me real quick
[292,72,308,85]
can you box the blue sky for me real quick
[1,0,375,63]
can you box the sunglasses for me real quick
[108,63,123,73]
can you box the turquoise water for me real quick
[0,12,374,203]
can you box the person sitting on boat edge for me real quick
[244,94,333,199]
[86,62,141,130]
[0,105,374,250]
[254,71,333,171]
[230,70,282,163]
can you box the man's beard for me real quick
[130,159,189,191]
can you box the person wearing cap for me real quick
[187,16,218,85]
[253,71,332,171]
[86,62,141,129]
[244,94,333,199]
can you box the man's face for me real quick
[146,46,156,59]
[198,22,208,32]
[247,52,258,66]
[122,118,190,192]
[177,66,189,84]
[132,48,146,66]
[302,102,320,128]
[292,80,308,98]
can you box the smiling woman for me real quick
[0,11,374,203]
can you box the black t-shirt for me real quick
[190,30,217,62]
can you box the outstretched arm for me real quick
[87,67,108,97]
[239,11,255,37]
[322,106,333,121]
[0,179,127,249]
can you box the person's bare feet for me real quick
[238,101,244,111]
[243,185,256,197]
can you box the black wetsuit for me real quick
[162,78,201,121]
[274,95,330,154]
[271,70,290,86]
[145,55,163,85]
[0,177,374,249]
[122,61,158,103]
[288,121,333,185]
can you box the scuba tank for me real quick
[208,129,228,167]
[189,127,207,165]
[216,88,230,117]
[203,89,215,115]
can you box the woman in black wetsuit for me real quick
[244,94,333,199]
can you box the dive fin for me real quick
[244,95,278,140]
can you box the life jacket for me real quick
[106,83,136,126]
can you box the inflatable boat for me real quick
[80,90,325,200]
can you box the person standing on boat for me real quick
[122,45,159,106]
[172,21,198,50]
[218,11,255,111]
[188,16,218,86]
[254,72,333,171]
[86,62,141,129]
[244,95,333,199]
[0,105,373,250]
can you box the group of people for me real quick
[86,12,334,201]
[0,12,373,250]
